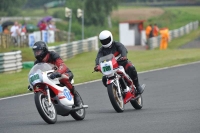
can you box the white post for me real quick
[65,7,72,43]
[82,10,84,40]
[68,13,72,43]
[77,8,84,41]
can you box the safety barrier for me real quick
[149,21,199,49]
[0,51,22,73]
[0,36,98,72]
[48,36,98,60]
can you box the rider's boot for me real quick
[71,86,81,107]
[133,78,144,95]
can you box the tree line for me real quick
[0,0,122,26]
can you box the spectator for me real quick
[153,23,159,37]
[39,20,47,31]
[138,22,143,33]
[48,21,59,31]
[21,22,27,34]
[10,21,20,45]
[3,25,10,35]
[145,24,153,39]
[20,23,27,41]
[160,28,169,50]
[145,24,153,48]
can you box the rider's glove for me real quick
[50,72,61,79]
[94,65,99,72]
[28,85,33,91]
[118,56,128,61]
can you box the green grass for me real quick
[1,47,200,98]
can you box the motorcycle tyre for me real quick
[70,91,86,120]
[130,94,143,110]
[107,83,124,113]
[34,92,57,124]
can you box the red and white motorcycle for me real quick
[94,54,145,113]
[28,63,88,124]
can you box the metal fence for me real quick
[48,36,98,60]
[0,30,74,48]
[148,21,199,49]
[0,36,98,73]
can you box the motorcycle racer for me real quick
[28,41,81,107]
[94,30,144,94]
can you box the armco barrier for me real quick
[0,51,22,73]
[148,21,199,49]
[48,36,98,60]
[0,36,98,72]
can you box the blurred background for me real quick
[0,0,200,48]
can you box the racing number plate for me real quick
[102,65,111,72]
[30,74,40,84]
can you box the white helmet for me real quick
[99,30,113,48]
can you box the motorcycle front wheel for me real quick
[107,83,124,113]
[34,92,57,124]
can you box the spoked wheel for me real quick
[34,92,57,124]
[130,94,143,110]
[70,91,86,120]
[107,83,124,113]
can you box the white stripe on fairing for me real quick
[1,61,200,101]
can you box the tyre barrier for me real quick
[0,51,22,73]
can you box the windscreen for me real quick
[28,63,53,76]
[99,54,114,64]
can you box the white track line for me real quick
[1,61,200,101]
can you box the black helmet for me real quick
[32,41,48,61]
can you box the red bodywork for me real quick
[97,56,137,104]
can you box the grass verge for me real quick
[0,47,200,98]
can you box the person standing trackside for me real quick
[145,24,153,39]
[39,20,47,31]
[10,21,20,45]
[145,24,153,48]
[153,23,159,37]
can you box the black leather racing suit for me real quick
[95,41,140,88]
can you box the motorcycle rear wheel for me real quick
[107,83,124,113]
[130,94,143,110]
[70,91,86,120]
[34,92,57,124]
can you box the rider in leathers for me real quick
[94,30,144,94]
[28,41,81,106]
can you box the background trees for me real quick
[84,0,121,26]
[0,0,27,16]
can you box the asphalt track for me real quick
[0,62,200,133]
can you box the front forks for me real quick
[45,86,52,107]
[113,76,122,98]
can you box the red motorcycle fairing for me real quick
[106,79,114,85]
[33,83,47,93]
[124,91,135,104]
[106,77,136,104]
